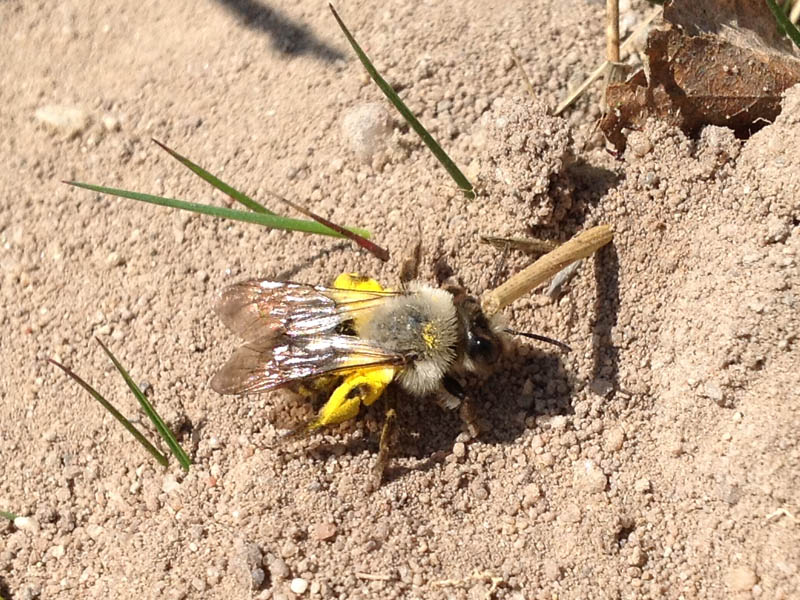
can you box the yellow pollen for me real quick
[422,322,437,349]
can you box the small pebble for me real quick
[102,114,120,131]
[627,131,653,157]
[35,104,90,138]
[455,432,472,444]
[280,541,299,558]
[703,382,725,406]
[106,251,125,268]
[560,503,582,524]
[603,427,625,452]
[341,102,392,162]
[522,483,541,508]
[726,566,758,591]
[14,516,40,533]
[452,441,466,458]
[290,578,309,594]
[268,556,291,580]
[575,459,607,493]
[162,474,180,494]
[250,568,265,589]
[311,522,337,541]
[470,480,489,501]
[765,215,790,243]
[543,559,561,581]
[87,524,104,540]
[628,546,646,567]
[206,567,221,585]
[191,578,206,592]
[537,452,555,468]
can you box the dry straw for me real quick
[481,225,614,315]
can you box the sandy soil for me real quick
[2,0,799,598]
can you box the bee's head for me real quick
[452,291,505,373]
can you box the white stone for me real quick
[35,104,90,138]
[290,578,309,594]
[574,459,607,493]
[14,516,40,533]
[341,103,392,162]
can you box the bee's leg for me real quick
[458,398,481,439]
[398,238,422,285]
[370,398,398,491]
[442,374,481,438]
[332,273,384,292]
[303,387,363,433]
[489,240,511,289]
[306,367,396,432]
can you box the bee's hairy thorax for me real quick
[358,285,460,397]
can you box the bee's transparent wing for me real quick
[214,280,397,342]
[210,333,406,395]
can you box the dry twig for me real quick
[554,7,660,115]
[482,225,614,314]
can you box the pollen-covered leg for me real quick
[369,406,398,491]
[332,273,385,292]
[306,367,396,432]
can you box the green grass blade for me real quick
[766,0,800,48]
[264,189,389,261]
[65,181,371,238]
[47,358,168,468]
[151,139,275,215]
[94,337,191,472]
[1,510,17,521]
[329,3,475,199]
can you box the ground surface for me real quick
[1,0,799,598]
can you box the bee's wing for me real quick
[214,280,397,342]
[210,333,406,395]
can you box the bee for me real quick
[210,272,507,488]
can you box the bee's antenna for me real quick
[505,329,572,353]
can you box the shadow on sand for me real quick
[296,339,574,484]
[214,0,344,61]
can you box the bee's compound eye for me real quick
[467,332,501,365]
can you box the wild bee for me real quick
[210,272,507,488]
[210,225,610,487]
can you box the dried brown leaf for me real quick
[601,0,800,153]
[664,0,799,54]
